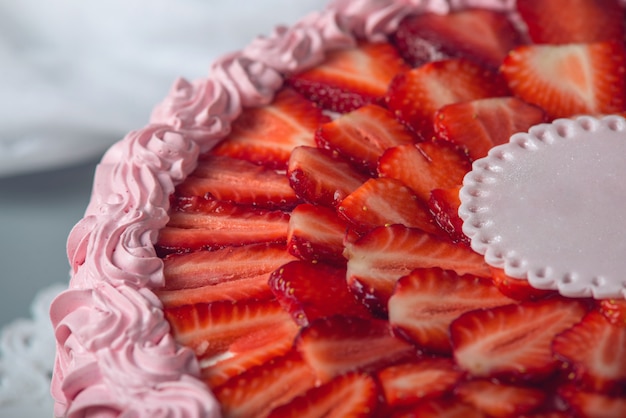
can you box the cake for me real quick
[50,0,626,417]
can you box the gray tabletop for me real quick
[0,158,99,328]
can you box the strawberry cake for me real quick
[50,0,626,417]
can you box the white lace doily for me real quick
[0,283,66,417]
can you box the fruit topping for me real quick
[178,155,299,208]
[286,203,352,265]
[392,9,523,69]
[553,310,626,393]
[377,357,461,407]
[434,96,547,160]
[500,41,626,119]
[388,268,515,354]
[517,0,625,45]
[316,104,418,176]
[268,260,371,327]
[345,224,491,314]
[288,42,409,113]
[378,141,471,204]
[454,379,547,418]
[266,372,381,418]
[296,315,416,383]
[386,58,510,139]
[165,298,293,359]
[287,145,369,208]
[451,299,587,381]
[338,177,440,236]
[211,88,329,169]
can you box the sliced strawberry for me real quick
[377,358,461,407]
[428,186,469,245]
[391,397,486,418]
[268,260,371,327]
[500,41,626,120]
[517,0,625,45]
[201,319,299,388]
[386,58,509,139]
[296,315,416,382]
[316,104,418,176]
[450,299,587,381]
[553,310,626,393]
[157,200,290,252]
[287,146,368,208]
[211,88,329,169]
[434,97,547,160]
[288,41,409,113]
[213,349,318,418]
[388,268,515,354]
[165,298,293,359]
[287,203,352,265]
[177,155,299,208]
[455,379,547,418]
[338,177,441,236]
[344,224,491,314]
[378,141,471,204]
[490,267,556,302]
[156,244,296,307]
[266,372,381,418]
[392,9,523,69]
[559,385,626,418]
[598,298,626,326]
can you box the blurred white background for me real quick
[0,0,323,327]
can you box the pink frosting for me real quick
[51,1,523,417]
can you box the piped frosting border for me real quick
[50,1,523,417]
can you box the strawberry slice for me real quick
[434,97,547,160]
[288,41,410,113]
[157,200,290,252]
[176,155,299,208]
[490,267,556,302]
[287,203,353,265]
[450,299,587,381]
[378,141,471,204]
[156,244,296,307]
[388,268,515,354]
[316,104,418,176]
[211,88,328,169]
[377,358,461,407]
[386,58,509,139]
[392,9,523,69]
[428,186,469,245]
[296,315,416,382]
[287,146,368,208]
[553,311,626,393]
[201,319,299,388]
[338,177,442,236]
[455,379,547,418]
[268,260,371,327]
[266,372,381,418]
[559,385,626,418]
[392,398,486,418]
[500,41,626,120]
[344,224,491,314]
[517,0,625,45]
[598,298,626,326]
[213,349,318,418]
[165,298,294,359]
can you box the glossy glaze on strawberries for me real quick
[155,2,626,417]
